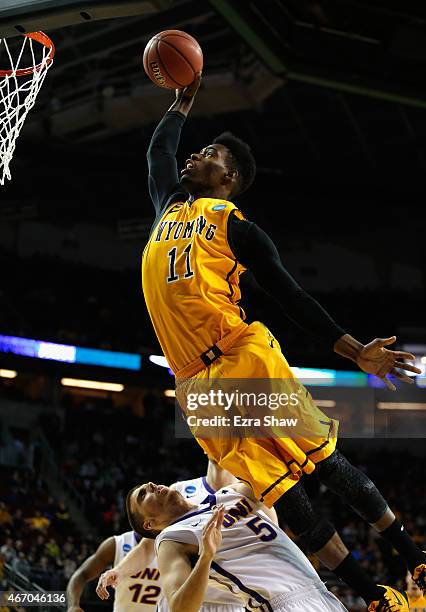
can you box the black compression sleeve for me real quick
[146,111,189,216]
[228,214,346,345]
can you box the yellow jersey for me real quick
[142,197,247,374]
[407,593,426,611]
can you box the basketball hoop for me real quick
[0,31,55,185]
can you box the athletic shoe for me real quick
[367,585,409,611]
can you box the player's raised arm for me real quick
[96,537,155,600]
[66,536,115,612]
[146,73,202,217]
[229,216,421,389]
[157,506,225,612]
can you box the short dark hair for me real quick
[212,131,256,197]
[125,486,160,540]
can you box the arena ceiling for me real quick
[0,0,426,139]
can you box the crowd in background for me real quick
[1,389,425,610]
[41,393,184,536]
[0,467,97,594]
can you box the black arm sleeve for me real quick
[146,111,189,217]
[228,214,346,345]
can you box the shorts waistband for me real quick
[269,583,327,609]
[175,322,247,379]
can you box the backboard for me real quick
[0,0,172,38]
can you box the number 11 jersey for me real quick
[142,198,247,374]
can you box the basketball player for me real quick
[141,73,425,611]
[123,480,347,612]
[405,571,426,611]
[70,459,264,611]
[66,532,157,612]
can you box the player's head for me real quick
[126,482,189,539]
[406,571,422,599]
[180,132,256,200]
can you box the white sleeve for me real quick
[155,527,201,556]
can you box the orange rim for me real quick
[0,31,55,77]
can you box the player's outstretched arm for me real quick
[229,218,346,346]
[96,537,155,600]
[158,506,225,612]
[228,217,421,389]
[66,536,115,612]
[146,73,202,218]
[334,334,421,390]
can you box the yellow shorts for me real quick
[176,321,338,507]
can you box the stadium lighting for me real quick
[61,378,124,392]
[292,367,335,381]
[313,399,336,408]
[164,389,176,397]
[149,355,170,368]
[377,402,426,410]
[0,334,141,370]
[0,368,17,379]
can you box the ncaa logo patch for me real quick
[123,544,132,553]
[212,204,226,211]
[185,485,197,496]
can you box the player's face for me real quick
[406,572,422,598]
[132,482,184,531]
[180,144,235,195]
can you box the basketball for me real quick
[143,30,203,89]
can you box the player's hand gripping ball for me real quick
[143,29,203,89]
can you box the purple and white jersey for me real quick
[113,531,160,611]
[172,475,216,504]
[157,477,244,611]
[156,488,322,611]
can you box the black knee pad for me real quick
[299,518,337,553]
[277,482,336,553]
[319,449,388,524]
[277,481,318,536]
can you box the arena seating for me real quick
[2,388,424,610]
[0,465,98,594]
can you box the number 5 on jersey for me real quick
[167,243,194,283]
[247,517,277,542]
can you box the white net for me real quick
[0,33,54,185]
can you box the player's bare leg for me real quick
[314,532,349,570]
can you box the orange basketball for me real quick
[143,30,203,89]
